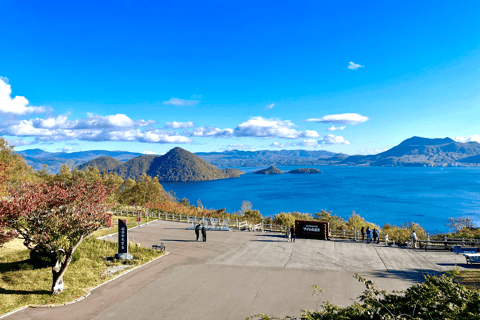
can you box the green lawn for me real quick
[0,235,165,316]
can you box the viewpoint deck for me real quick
[6,220,472,320]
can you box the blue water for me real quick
[161,166,480,233]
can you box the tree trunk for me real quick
[51,259,65,294]
[51,235,84,294]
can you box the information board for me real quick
[295,220,329,240]
[118,219,128,254]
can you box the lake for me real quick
[162,166,480,233]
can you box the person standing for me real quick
[411,230,417,248]
[366,227,371,244]
[361,227,365,242]
[195,223,201,241]
[201,225,207,242]
[290,226,295,243]
[372,229,378,244]
[286,227,291,242]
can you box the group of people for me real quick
[361,226,380,244]
[194,223,207,242]
[286,226,296,242]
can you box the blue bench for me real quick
[453,246,477,254]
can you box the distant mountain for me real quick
[77,156,123,172]
[195,149,338,167]
[288,168,322,173]
[17,149,144,173]
[339,137,480,166]
[253,166,284,174]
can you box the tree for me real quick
[0,179,111,294]
[446,217,475,233]
[241,200,253,215]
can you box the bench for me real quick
[453,246,478,254]
[152,243,165,251]
[464,253,480,266]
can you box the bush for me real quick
[382,222,426,243]
[345,212,379,231]
[250,274,480,320]
[314,210,346,231]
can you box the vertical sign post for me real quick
[115,219,132,260]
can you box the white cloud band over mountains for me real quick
[306,113,369,125]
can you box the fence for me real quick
[109,211,390,242]
[109,210,290,232]
[329,228,389,244]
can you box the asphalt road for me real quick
[5,220,470,320]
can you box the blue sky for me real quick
[1,0,479,155]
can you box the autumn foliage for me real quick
[0,179,111,294]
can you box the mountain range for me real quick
[16,137,480,177]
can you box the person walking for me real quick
[366,227,371,244]
[195,223,201,241]
[361,226,365,241]
[286,227,291,242]
[201,225,207,242]
[290,226,295,243]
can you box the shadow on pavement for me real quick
[367,268,444,282]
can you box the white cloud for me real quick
[0,77,46,115]
[28,113,155,130]
[318,134,351,145]
[277,135,350,148]
[162,97,199,107]
[348,61,364,70]
[165,121,195,129]
[7,138,32,147]
[305,113,369,125]
[327,125,346,131]
[142,151,157,155]
[62,146,74,153]
[189,126,234,137]
[0,115,191,144]
[452,135,480,143]
[264,103,274,111]
[225,144,255,150]
[234,117,319,139]
[270,142,288,148]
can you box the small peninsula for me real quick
[288,168,322,174]
[253,166,284,174]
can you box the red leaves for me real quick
[0,179,112,249]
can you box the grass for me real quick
[92,215,158,238]
[0,234,165,316]
[453,270,480,290]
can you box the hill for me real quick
[77,156,123,172]
[111,147,245,182]
[253,166,284,174]
[340,137,480,166]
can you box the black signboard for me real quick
[118,219,128,254]
[295,220,329,240]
